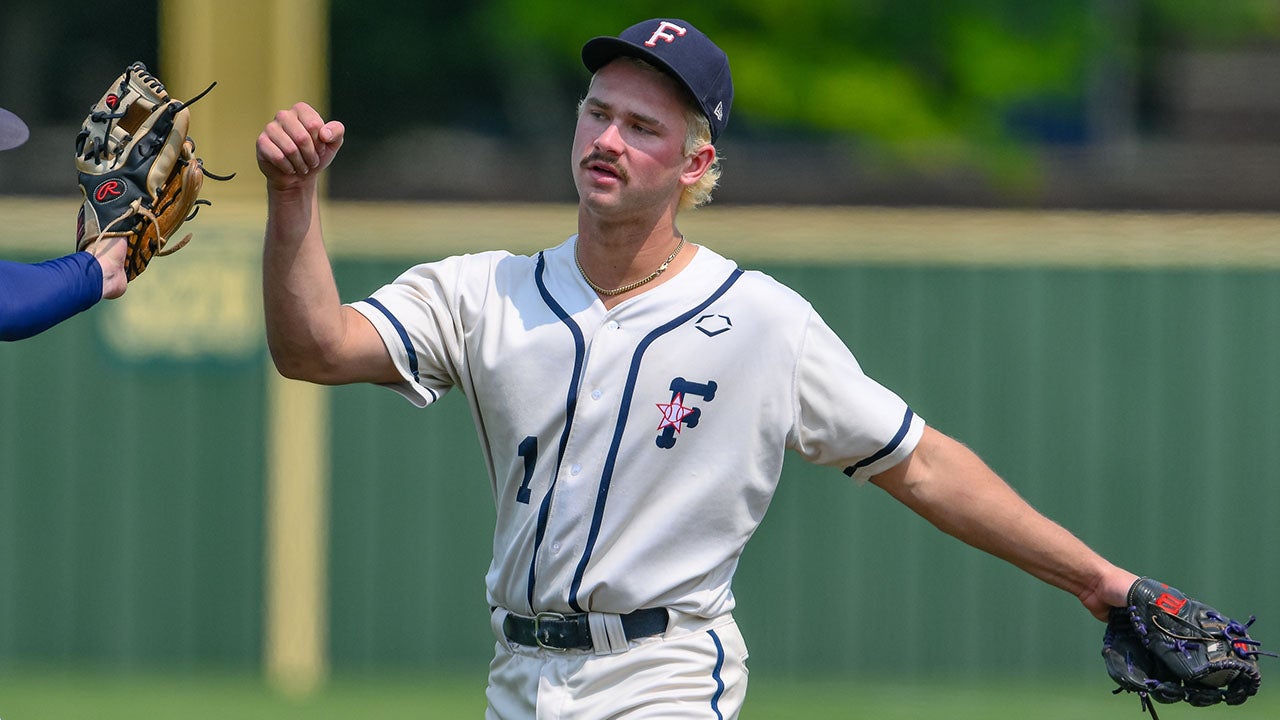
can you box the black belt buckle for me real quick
[532,611,571,653]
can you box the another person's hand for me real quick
[86,236,127,299]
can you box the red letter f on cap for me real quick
[645,21,687,47]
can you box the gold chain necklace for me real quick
[576,236,686,297]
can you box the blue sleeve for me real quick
[0,251,104,341]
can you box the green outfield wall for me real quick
[2,199,1277,680]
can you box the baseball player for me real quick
[0,106,127,341]
[257,18,1196,719]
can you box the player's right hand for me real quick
[256,102,345,191]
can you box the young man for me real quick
[257,18,1151,719]
[0,106,127,341]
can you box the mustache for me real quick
[581,151,628,182]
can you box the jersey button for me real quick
[570,463,582,475]
[605,320,620,331]
[591,389,602,400]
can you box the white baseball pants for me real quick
[485,610,749,719]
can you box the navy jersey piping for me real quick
[843,406,916,477]
[361,296,437,402]
[567,268,744,612]
[524,251,588,610]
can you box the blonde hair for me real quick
[680,106,719,211]
[583,57,722,211]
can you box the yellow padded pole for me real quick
[160,0,331,696]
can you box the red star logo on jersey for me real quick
[656,392,695,432]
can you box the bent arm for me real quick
[262,184,395,384]
[870,426,1137,621]
[258,103,397,385]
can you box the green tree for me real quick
[332,1,1280,195]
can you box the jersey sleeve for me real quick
[0,252,103,342]
[789,310,925,481]
[346,254,485,407]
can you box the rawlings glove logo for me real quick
[94,179,127,202]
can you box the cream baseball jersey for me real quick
[349,237,925,619]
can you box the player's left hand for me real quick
[1103,577,1273,718]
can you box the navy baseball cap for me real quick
[582,18,733,143]
[0,107,29,151]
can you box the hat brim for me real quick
[582,37,696,107]
[0,107,30,151]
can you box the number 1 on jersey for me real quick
[515,435,537,504]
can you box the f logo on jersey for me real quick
[656,377,717,448]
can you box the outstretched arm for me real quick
[256,102,397,385]
[0,253,104,341]
[871,425,1137,621]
